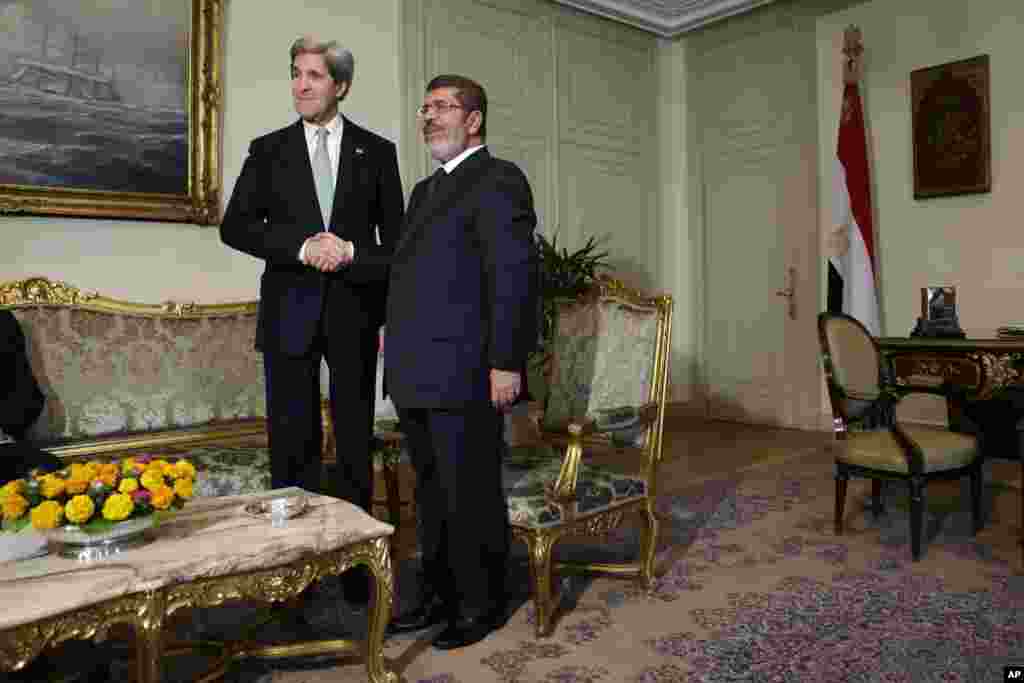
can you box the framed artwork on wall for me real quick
[0,0,224,224]
[911,54,991,200]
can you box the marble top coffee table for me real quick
[0,488,396,683]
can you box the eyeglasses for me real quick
[416,101,464,118]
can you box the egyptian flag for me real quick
[827,27,880,335]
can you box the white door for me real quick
[693,14,821,430]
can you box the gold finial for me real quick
[842,25,864,85]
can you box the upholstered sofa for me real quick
[0,276,272,498]
[0,276,404,509]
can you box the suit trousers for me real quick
[396,403,509,618]
[261,289,377,512]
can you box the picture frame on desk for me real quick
[911,55,991,200]
[912,286,965,338]
[0,0,224,225]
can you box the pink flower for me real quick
[131,489,152,503]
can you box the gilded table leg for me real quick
[134,590,166,683]
[525,532,558,638]
[365,537,397,683]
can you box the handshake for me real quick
[302,232,354,272]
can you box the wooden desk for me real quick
[0,488,396,683]
[878,334,1024,561]
[877,333,1024,400]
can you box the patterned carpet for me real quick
[14,447,1024,683]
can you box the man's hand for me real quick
[304,232,354,272]
[490,368,521,411]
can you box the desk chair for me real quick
[818,312,983,561]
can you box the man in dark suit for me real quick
[384,75,539,650]
[1,309,62,484]
[220,37,403,600]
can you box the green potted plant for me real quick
[530,231,611,397]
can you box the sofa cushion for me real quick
[13,308,266,445]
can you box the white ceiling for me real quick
[553,0,777,37]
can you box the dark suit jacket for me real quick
[220,117,404,355]
[385,148,539,408]
[0,309,45,440]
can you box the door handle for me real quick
[775,266,796,320]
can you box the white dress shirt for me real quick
[441,144,485,175]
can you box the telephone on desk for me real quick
[910,316,965,338]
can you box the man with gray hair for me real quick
[221,37,404,604]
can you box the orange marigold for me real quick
[2,494,28,521]
[96,470,118,488]
[65,477,89,495]
[149,485,174,510]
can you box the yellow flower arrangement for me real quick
[0,455,196,534]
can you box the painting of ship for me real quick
[0,1,188,196]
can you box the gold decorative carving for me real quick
[0,0,223,225]
[910,359,963,378]
[0,538,395,683]
[0,277,98,307]
[0,593,150,672]
[165,539,394,618]
[971,351,1022,398]
[591,273,673,311]
[0,276,257,319]
[160,301,201,317]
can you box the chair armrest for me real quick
[545,404,657,502]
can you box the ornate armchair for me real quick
[505,276,672,636]
[817,312,983,561]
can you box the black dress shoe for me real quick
[431,611,503,651]
[385,600,448,635]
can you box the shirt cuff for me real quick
[298,239,309,264]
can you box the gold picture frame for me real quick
[0,0,224,225]
[911,55,991,200]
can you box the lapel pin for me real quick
[355,147,365,155]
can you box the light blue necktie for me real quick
[313,127,334,227]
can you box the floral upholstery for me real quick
[185,445,273,498]
[12,307,265,444]
[139,437,406,500]
[504,444,646,528]
[543,297,659,446]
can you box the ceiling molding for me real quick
[552,0,778,37]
